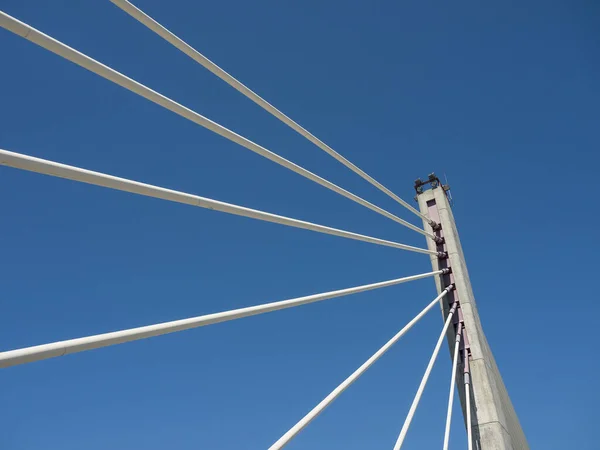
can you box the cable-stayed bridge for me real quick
[0,4,528,449]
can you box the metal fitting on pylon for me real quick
[441,267,452,275]
[430,221,441,231]
[437,251,448,259]
[433,235,445,245]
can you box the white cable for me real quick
[0,149,437,255]
[269,288,452,450]
[465,350,473,450]
[393,302,458,450]
[109,0,434,227]
[466,389,473,450]
[0,270,443,368]
[0,11,435,239]
[443,324,463,450]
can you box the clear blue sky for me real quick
[1,1,598,449]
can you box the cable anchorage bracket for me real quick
[441,267,452,275]
[437,251,449,260]
[433,235,445,245]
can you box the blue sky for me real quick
[1,0,598,449]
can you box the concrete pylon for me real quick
[416,179,528,450]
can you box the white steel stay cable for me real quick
[466,388,473,450]
[443,323,463,450]
[109,0,435,227]
[0,11,435,240]
[393,302,458,450]
[268,287,452,450]
[464,345,473,450]
[0,270,444,368]
[0,150,438,256]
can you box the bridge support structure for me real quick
[416,177,529,450]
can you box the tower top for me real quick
[414,172,453,205]
[414,172,451,194]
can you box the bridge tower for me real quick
[416,175,529,450]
